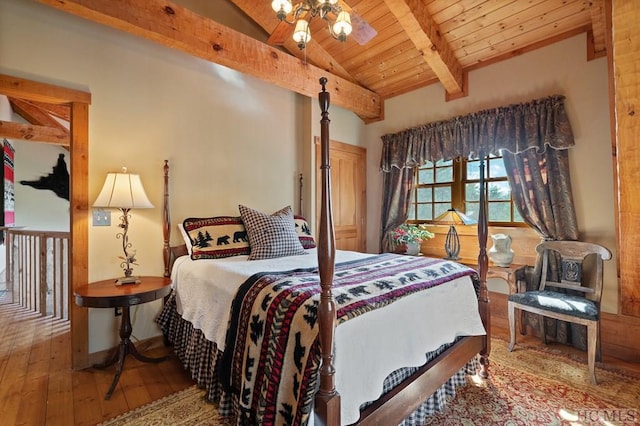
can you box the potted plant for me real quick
[391,224,435,255]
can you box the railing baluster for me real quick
[4,228,70,319]
[39,234,47,316]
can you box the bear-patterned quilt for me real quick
[219,253,477,425]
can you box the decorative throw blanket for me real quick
[219,253,477,426]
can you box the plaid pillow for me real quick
[294,215,316,249]
[182,216,250,260]
[239,205,306,260]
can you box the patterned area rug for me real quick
[425,339,640,425]
[101,339,640,425]
[99,386,223,426]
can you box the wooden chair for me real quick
[507,241,611,384]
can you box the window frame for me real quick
[407,155,527,227]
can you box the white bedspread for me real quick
[171,249,486,424]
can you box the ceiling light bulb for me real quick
[272,0,293,20]
[333,11,352,40]
[293,19,311,49]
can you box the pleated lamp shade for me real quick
[93,168,153,209]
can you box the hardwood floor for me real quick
[0,298,194,426]
[2,292,639,426]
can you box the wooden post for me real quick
[477,154,490,378]
[39,234,47,315]
[163,160,171,278]
[612,1,640,317]
[314,77,341,426]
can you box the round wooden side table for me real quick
[74,276,172,400]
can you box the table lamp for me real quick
[434,208,477,260]
[93,167,153,285]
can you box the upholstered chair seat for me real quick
[508,290,599,321]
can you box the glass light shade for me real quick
[93,168,153,209]
[333,11,352,37]
[272,0,293,14]
[317,0,338,5]
[293,19,311,44]
[434,208,477,225]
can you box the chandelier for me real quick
[271,0,353,50]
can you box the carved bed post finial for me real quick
[319,76,328,92]
[299,173,304,217]
[315,77,340,426]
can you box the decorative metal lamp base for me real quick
[444,225,461,260]
[115,276,141,286]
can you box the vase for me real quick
[489,234,514,267]
[404,241,421,256]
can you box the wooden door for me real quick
[315,138,366,252]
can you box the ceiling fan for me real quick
[268,0,377,49]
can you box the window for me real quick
[408,155,525,226]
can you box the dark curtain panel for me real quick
[502,148,578,241]
[379,166,415,253]
[504,148,583,349]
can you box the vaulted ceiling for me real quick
[3,0,608,138]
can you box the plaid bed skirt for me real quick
[157,291,478,426]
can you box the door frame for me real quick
[0,74,91,369]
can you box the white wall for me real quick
[0,0,363,353]
[13,141,70,231]
[364,34,617,312]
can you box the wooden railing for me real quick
[3,228,70,319]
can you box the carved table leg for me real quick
[94,307,171,399]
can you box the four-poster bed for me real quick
[158,78,490,425]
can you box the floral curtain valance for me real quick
[380,95,574,172]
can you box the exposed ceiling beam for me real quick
[588,0,607,58]
[27,100,72,122]
[1,74,86,145]
[37,0,382,121]
[8,98,70,149]
[0,120,70,146]
[383,0,464,96]
[9,98,69,132]
[0,74,91,105]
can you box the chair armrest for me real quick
[515,265,533,293]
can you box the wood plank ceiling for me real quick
[3,0,607,135]
[230,0,605,104]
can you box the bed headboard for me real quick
[162,162,308,278]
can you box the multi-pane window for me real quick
[408,159,457,221]
[408,155,525,226]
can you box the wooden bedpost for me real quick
[477,154,491,378]
[163,160,171,277]
[314,77,340,426]
[299,173,304,216]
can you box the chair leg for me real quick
[587,322,598,385]
[539,315,547,345]
[507,301,517,352]
[596,321,602,362]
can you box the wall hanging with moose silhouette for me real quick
[20,153,69,201]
